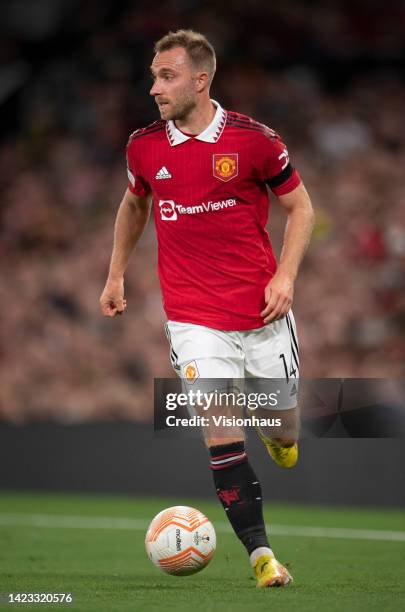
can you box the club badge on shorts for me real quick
[183,360,199,384]
[213,154,238,182]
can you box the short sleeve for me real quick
[126,137,151,197]
[259,129,301,196]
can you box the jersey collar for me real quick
[166,100,227,147]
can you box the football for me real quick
[145,506,216,575]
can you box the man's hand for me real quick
[260,182,314,325]
[99,189,151,318]
[260,272,294,324]
[100,277,127,317]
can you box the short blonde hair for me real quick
[154,29,216,85]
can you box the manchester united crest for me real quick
[213,154,238,182]
[184,360,199,384]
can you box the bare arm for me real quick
[100,188,152,317]
[261,182,315,323]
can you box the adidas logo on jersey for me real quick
[155,166,172,179]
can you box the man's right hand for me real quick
[99,277,127,317]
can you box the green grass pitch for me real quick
[0,492,404,611]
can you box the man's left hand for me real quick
[260,272,294,324]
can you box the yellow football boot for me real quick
[256,426,298,468]
[254,554,293,588]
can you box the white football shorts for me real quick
[165,312,299,410]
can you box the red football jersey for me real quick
[126,100,301,331]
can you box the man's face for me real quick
[150,47,198,121]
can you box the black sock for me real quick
[209,441,269,555]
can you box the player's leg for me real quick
[207,435,292,586]
[165,321,292,586]
[243,310,300,468]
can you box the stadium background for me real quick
[1,0,405,424]
[0,1,404,499]
[0,3,404,610]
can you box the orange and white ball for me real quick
[145,506,216,576]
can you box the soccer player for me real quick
[100,30,314,587]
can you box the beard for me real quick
[156,90,197,121]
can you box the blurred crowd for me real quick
[1,0,404,422]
